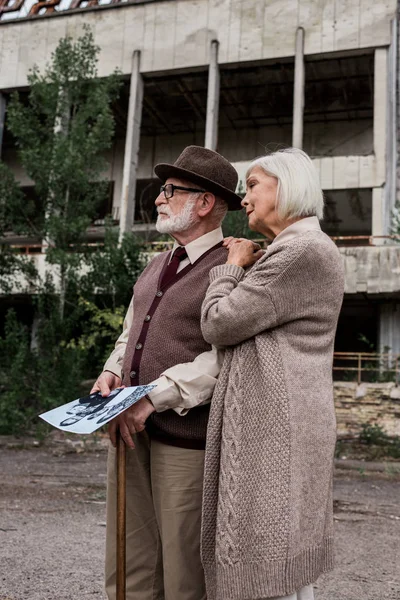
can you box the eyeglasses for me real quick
[160,183,206,200]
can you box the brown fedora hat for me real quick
[154,146,243,211]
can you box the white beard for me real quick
[156,198,200,234]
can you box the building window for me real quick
[321,189,372,239]
[92,181,114,225]
[218,59,294,163]
[304,53,374,157]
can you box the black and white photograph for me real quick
[39,385,156,434]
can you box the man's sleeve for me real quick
[102,296,134,379]
[147,345,224,415]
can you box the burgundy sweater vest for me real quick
[121,243,227,448]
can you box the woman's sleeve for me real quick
[201,262,279,347]
[201,239,343,347]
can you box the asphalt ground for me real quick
[0,440,399,600]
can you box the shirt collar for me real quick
[172,227,224,264]
[271,216,321,247]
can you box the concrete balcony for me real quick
[5,241,400,297]
[339,244,400,295]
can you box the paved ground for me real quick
[0,440,399,600]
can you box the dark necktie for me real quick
[160,246,188,287]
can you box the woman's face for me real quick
[242,167,280,239]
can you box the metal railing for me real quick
[330,235,400,246]
[6,242,106,254]
[333,352,400,385]
[5,241,179,255]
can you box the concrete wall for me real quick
[2,140,381,217]
[340,245,400,294]
[397,2,400,213]
[0,0,396,89]
[335,381,400,437]
[0,1,393,240]
[7,243,400,296]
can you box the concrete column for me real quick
[205,40,220,151]
[385,18,398,235]
[372,48,389,241]
[396,4,400,210]
[0,93,6,159]
[292,27,305,149]
[378,303,400,357]
[372,187,385,237]
[119,50,144,242]
[374,48,388,185]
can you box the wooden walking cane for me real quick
[116,429,126,600]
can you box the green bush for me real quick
[0,230,144,435]
[0,307,85,435]
[359,423,400,459]
[0,298,124,436]
[222,210,262,241]
[0,28,144,436]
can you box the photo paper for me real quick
[39,385,156,434]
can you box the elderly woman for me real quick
[200,148,344,600]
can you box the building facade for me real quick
[1,0,400,355]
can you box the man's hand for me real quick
[91,371,122,397]
[108,397,156,449]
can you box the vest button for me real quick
[156,291,163,297]
[135,343,143,350]
[144,315,151,322]
[130,370,137,378]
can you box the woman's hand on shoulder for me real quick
[223,237,264,268]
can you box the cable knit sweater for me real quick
[200,229,344,600]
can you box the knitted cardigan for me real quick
[200,230,344,600]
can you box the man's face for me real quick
[66,404,88,417]
[155,177,202,234]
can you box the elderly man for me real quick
[91,146,243,600]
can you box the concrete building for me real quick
[1,0,400,357]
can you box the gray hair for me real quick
[211,196,228,224]
[187,190,228,224]
[246,147,324,221]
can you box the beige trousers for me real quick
[105,432,314,600]
[105,432,206,600]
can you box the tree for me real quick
[0,27,147,435]
[0,163,38,294]
[4,25,121,316]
